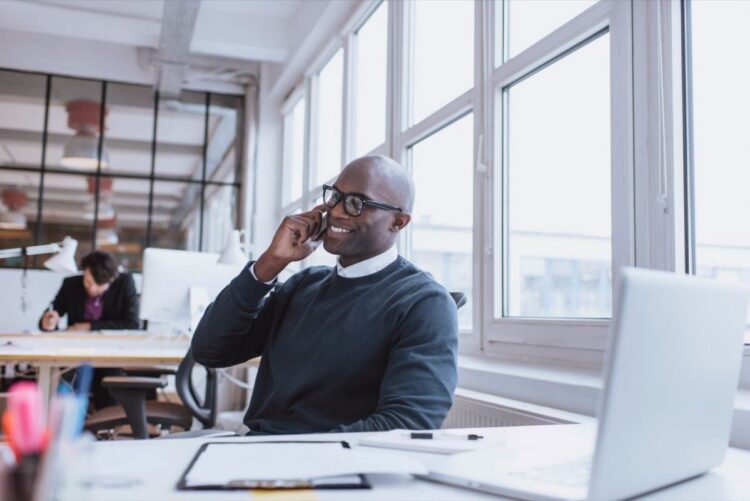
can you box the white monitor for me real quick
[139,248,245,332]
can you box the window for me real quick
[685,0,750,341]
[282,96,306,204]
[410,0,474,125]
[504,34,611,319]
[0,69,243,271]
[0,70,47,268]
[353,2,388,157]
[313,49,344,186]
[409,113,474,329]
[502,0,598,60]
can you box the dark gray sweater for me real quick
[191,256,458,434]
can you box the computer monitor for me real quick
[139,248,245,333]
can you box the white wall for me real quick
[0,269,68,332]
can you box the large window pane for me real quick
[0,170,41,268]
[412,0,473,125]
[410,114,473,329]
[354,2,387,157]
[151,180,199,251]
[0,71,47,170]
[283,97,306,204]
[206,94,242,184]
[155,91,206,181]
[37,173,94,264]
[96,177,150,272]
[688,0,750,340]
[314,49,344,186]
[505,34,611,318]
[104,83,155,177]
[505,0,597,60]
[202,184,238,253]
[47,77,104,172]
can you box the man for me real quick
[192,155,458,434]
[40,250,139,331]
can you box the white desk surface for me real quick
[57,425,750,501]
[0,332,189,364]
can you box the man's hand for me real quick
[254,205,327,282]
[68,322,92,332]
[41,310,60,331]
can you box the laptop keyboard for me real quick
[506,457,592,488]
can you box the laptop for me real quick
[429,267,750,500]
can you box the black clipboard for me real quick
[176,441,371,490]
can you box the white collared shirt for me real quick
[336,244,398,278]
[249,244,399,283]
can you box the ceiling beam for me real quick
[155,0,201,99]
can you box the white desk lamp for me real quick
[0,236,79,273]
[217,230,248,265]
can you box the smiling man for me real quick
[192,155,458,434]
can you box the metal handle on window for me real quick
[655,0,669,213]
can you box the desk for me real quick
[0,332,189,405]
[57,425,750,500]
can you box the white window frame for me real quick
[281,86,306,207]
[480,0,634,365]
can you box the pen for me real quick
[410,432,484,440]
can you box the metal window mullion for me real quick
[32,74,52,268]
[145,90,159,249]
[199,93,211,252]
[91,81,107,252]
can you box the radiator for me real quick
[442,388,587,429]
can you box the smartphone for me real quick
[312,213,328,241]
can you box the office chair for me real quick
[450,292,467,310]
[84,348,216,439]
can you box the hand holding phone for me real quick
[312,212,328,241]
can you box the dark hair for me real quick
[80,251,119,285]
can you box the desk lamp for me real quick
[217,230,248,265]
[0,236,79,273]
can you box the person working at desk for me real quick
[39,250,139,331]
[193,155,458,434]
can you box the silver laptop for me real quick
[429,267,750,500]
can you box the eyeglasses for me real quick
[322,185,405,217]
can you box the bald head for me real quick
[341,155,414,213]
[323,155,413,266]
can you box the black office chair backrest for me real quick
[176,348,217,428]
[450,292,467,310]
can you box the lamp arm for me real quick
[0,242,62,260]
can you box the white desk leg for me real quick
[37,365,53,410]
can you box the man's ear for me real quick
[391,212,411,232]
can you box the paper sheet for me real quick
[181,441,427,488]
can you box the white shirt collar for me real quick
[336,245,398,278]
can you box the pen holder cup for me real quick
[6,454,41,501]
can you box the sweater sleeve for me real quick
[91,274,140,330]
[191,264,298,368]
[334,289,459,432]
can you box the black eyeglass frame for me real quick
[322,184,406,217]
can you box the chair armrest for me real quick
[101,376,167,390]
[123,367,177,376]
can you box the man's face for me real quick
[322,169,398,265]
[83,268,111,298]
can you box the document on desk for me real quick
[177,441,428,490]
